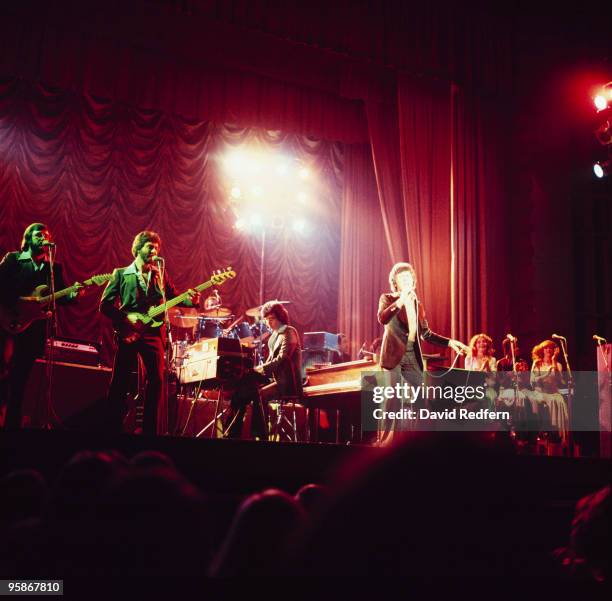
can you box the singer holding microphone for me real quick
[376,262,470,444]
[100,231,199,435]
[0,223,83,429]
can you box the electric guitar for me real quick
[115,267,236,344]
[0,274,113,335]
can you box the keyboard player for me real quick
[223,301,302,440]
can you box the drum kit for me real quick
[167,291,288,376]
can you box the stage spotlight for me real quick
[297,192,308,203]
[250,214,263,227]
[247,160,262,175]
[231,186,242,199]
[225,152,245,173]
[275,162,289,175]
[252,185,264,197]
[594,94,608,111]
[299,167,310,179]
[271,216,285,229]
[593,82,612,112]
[235,218,246,230]
[593,160,610,178]
[292,219,307,234]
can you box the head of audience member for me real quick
[294,483,330,517]
[209,488,306,577]
[0,469,47,525]
[555,485,609,584]
[130,450,176,471]
[46,450,128,522]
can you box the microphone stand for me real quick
[509,338,518,405]
[596,338,609,370]
[595,339,610,459]
[158,258,172,436]
[557,337,575,456]
[44,245,58,430]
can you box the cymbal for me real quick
[201,306,232,318]
[245,300,290,318]
[168,307,199,329]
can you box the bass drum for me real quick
[198,318,223,340]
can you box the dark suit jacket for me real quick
[99,262,190,335]
[377,292,449,371]
[262,325,303,397]
[0,251,70,309]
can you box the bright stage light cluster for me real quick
[592,82,612,179]
[593,82,612,112]
[221,148,315,234]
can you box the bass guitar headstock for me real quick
[211,267,236,286]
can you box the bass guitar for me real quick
[115,267,236,344]
[0,274,112,335]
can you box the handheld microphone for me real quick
[42,241,56,247]
[505,333,516,342]
[551,334,566,341]
[593,334,607,343]
[152,256,164,262]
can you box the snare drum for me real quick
[198,318,223,340]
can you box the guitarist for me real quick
[0,223,83,430]
[100,231,200,435]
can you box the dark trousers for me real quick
[1,323,46,430]
[224,374,268,439]
[379,341,423,444]
[107,333,165,435]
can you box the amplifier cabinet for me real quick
[22,359,112,430]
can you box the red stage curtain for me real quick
[0,7,368,144]
[0,79,342,364]
[338,144,391,358]
[451,86,508,347]
[363,75,508,355]
[398,75,452,344]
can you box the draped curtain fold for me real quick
[0,79,342,364]
[364,79,455,353]
[451,86,508,347]
[398,75,452,343]
[361,75,507,355]
[338,144,390,358]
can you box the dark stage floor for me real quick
[1,429,608,500]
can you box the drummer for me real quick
[204,289,222,312]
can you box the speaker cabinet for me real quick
[22,359,112,430]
